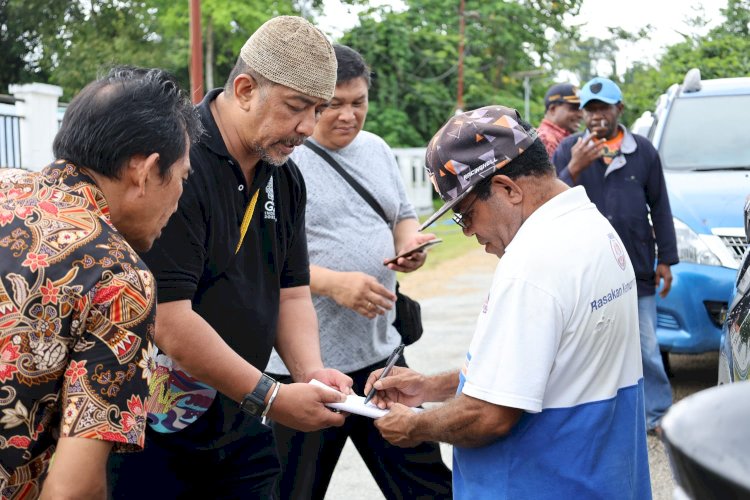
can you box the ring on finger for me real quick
[367,301,374,311]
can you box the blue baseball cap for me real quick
[579,77,622,108]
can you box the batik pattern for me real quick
[0,161,154,496]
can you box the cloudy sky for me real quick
[318,0,727,75]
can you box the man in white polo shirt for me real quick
[365,106,651,499]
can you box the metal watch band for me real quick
[239,373,276,417]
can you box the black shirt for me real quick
[142,89,310,369]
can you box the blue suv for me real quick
[635,69,750,354]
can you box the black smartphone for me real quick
[383,238,443,266]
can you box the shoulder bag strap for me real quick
[303,140,390,226]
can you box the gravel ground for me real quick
[324,248,719,499]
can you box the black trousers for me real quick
[107,393,280,499]
[271,357,453,500]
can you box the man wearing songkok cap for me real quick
[365,105,652,498]
[552,76,677,437]
[108,16,353,498]
[536,82,582,157]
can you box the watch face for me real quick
[240,374,275,417]
[240,395,264,417]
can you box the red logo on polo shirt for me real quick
[609,233,626,270]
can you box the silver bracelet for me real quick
[260,382,281,425]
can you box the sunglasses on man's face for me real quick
[452,194,479,229]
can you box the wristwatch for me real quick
[240,373,276,417]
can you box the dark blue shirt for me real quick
[553,126,679,297]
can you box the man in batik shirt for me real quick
[0,66,201,498]
[537,82,582,158]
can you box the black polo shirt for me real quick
[142,89,310,369]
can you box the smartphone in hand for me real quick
[383,238,443,266]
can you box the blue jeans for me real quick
[638,295,673,430]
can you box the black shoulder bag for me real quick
[303,140,423,345]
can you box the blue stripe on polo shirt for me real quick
[453,379,651,500]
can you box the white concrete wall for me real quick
[8,83,63,171]
[392,147,433,215]
[0,103,22,168]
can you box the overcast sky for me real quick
[317,0,727,76]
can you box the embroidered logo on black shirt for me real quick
[264,177,276,221]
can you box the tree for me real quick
[46,1,165,98]
[0,0,70,92]
[620,1,750,126]
[341,0,583,147]
[721,0,750,36]
[1,1,341,99]
[150,0,312,92]
[1,1,168,99]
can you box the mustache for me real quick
[280,136,306,148]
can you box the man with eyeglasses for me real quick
[364,105,652,499]
[536,83,582,158]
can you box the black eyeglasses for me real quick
[452,194,479,229]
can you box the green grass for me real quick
[414,199,477,272]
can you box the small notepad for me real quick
[309,379,389,418]
[309,379,423,419]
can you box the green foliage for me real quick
[621,4,750,126]
[4,0,746,145]
[721,0,750,36]
[340,0,583,147]
[0,1,170,99]
[0,0,339,99]
[364,102,424,148]
[0,0,74,92]
[48,2,165,99]
[150,0,305,90]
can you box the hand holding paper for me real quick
[309,379,422,419]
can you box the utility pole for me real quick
[511,69,545,121]
[456,2,480,115]
[190,0,204,104]
[456,0,465,114]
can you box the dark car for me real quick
[718,198,750,383]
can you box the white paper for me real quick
[309,379,422,419]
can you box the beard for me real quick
[252,135,306,167]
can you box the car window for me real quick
[660,94,750,171]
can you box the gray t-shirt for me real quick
[266,131,417,374]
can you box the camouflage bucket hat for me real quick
[419,105,537,230]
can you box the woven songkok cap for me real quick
[240,16,337,101]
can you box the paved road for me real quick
[324,249,719,499]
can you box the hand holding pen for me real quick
[363,343,405,405]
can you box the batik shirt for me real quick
[0,162,154,498]
[536,118,570,159]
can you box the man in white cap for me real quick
[108,16,352,498]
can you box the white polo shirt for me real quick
[454,186,651,499]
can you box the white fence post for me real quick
[392,147,433,215]
[9,83,63,171]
